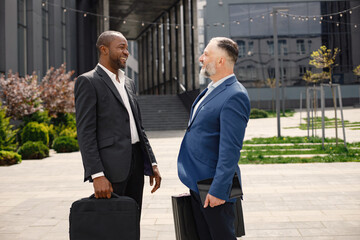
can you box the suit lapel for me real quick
[124,77,140,121]
[188,76,237,127]
[95,65,126,108]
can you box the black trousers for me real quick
[190,190,236,240]
[112,143,144,215]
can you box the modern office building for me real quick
[203,0,360,108]
[0,0,200,97]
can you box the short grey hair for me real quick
[211,37,238,64]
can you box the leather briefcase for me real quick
[172,194,200,240]
[69,193,140,240]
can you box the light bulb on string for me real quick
[42,2,46,7]
[320,17,323,20]
[313,17,316,21]
[336,23,339,27]
[319,21,322,24]
[293,16,295,20]
[123,20,126,24]
[83,13,87,17]
[305,17,309,21]
[349,10,352,14]
[250,18,253,22]
[142,22,145,27]
[63,9,67,13]
[262,15,265,19]
[222,23,225,27]
[340,13,343,17]
[355,24,358,28]
[330,16,333,20]
[104,17,107,21]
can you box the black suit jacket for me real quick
[74,65,156,183]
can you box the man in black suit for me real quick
[74,31,161,214]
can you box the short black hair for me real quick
[96,31,125,54]
[212,37,238,64]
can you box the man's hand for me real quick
[93,176,113,199]
[204,193,225,208]
[149,165,162,193]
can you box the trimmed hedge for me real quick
[18,141,49,159]
[0,150,22,166]
[21,122,49,146]
[250,108,268,119]
[52,136,79,153]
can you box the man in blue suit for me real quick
[177,37,250,239]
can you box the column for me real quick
[163,13,170,95]
[191,0,199,89]
[183,0,192,91]
[169,8,177,94]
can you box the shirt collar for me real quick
[98,63,125,82]
[207,73,235,89]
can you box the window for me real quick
[247,65,257,80]
[248,41,254,56]
[279,40,288,56]
[61,0,67,63]
[127,66,133,79]
[237,40,245,58]
[42,2,49,74]
[133,41,138,60]
[296,40,305,55]
[18,0,27,76]
[267,41,274,56]
[299,65,306,76]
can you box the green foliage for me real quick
[0,104,18,151]
[250,108,268,119]
[354,65,360,76]
[0,150,22,166]
[50,112,76,128]
[22,110,51,126]
[21,122,49,146]
[240,136,358,164]
[52,136,79,153]
[18,141,49,159]
[59,128,77,139]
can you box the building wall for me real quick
[203,0,360,107]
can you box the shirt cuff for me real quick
[152,162,157,166]
[91,172,104,180]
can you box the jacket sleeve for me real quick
[74,75,104,181]
[208,92,250,200]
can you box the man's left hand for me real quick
[204,193,225,208]
[149,165,162,193]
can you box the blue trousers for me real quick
[190,190,236,240]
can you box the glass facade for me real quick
[18,0,27,77]
[229,1,360,88]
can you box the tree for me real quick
[353,65,360,76]
[266,78,276,112]
[0,71,43,119]
[39,64,76,117]
[308,45,341,145]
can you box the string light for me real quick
[39,0,360,30]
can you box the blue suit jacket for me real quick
[177,75,250,202]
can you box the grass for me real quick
[240,136,360,164]
[284,117,360,130]
[266,110,295,118]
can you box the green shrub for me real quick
[51,112,76,128]
[250,108,268,119]
[0,150,22,166]
[52,136,79,153]
[0,104,18,151]
[22,110,51,126]
[46,124,56,148]
[18,141,49,159]
[21,122,49,146]
[59,128,77,139]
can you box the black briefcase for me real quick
[69,193,140,240]
[172,194,200,240]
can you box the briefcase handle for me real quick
[89,192,121,199]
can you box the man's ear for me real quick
[218,57,225,66]
[99,45,108,55]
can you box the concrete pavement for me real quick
[0,108,359,239]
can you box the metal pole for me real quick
[273,9,281,137]
[337,85,347,148]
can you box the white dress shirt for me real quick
[191,74,235,122]
[92,64,141,180]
